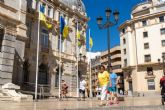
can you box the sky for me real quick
[83,0,143,52]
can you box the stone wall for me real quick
[0,34,15,85]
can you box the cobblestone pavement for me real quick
[0,97,165,110]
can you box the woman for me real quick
[98,65,109,106]
[60,80,68,100]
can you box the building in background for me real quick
[119,0,165,96]
[86,52,101,97]
[91,55,101,97]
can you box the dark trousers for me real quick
[79,89,85,99]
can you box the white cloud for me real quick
[86,52,101,63]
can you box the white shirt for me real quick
[80,80,86,90]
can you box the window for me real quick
[48,6,53,18]
[144,54,151,62]
[144,43,149,49]
[124,59,127,67]
[124,49,126,54]
[147,79,155,90]
[58,38,65,52]
[143,31,148,38]
[41,29,49,50]
[159,16,164,23]
[142,20,147,26]
[160,28,165,35]
[0,0,4,3]
[162,40,165,47]
[0,29,4,52]
[162,53,165,58]
[123,38,126,44]
[48,6,51,17]
[122,28,125,34]
[147,67,153,76]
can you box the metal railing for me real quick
[21,82,51,99]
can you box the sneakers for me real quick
[106,101,119,106]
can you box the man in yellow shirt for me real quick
[98,65,109,106]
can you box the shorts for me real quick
[79,89,85,94]
[107,87,117,93]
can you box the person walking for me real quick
[98,65,109,106]
[79,77,86,101]
[107,67,119,105]
[60,80,68,101]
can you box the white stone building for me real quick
[119,0,165,96]
[21,0,88,97]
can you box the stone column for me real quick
[0,34,15,86]
[50,71,56,96]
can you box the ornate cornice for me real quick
[0,2,18,13]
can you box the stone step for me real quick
[0,96,13,101]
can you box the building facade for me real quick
[119,0,165,96]
[0,0,27,87]
[91,55,101,97]
[22,0,88,97]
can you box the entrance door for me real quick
[38,64,48,84]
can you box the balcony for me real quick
[52,50,76,62]
[101,58,108,63]
[111,61,121,66]
[111,54,121,59]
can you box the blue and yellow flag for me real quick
[63,26,69,39]
[60,16,69,39]
[77,31,81,39]
[60,16,65,34]
[89,37,93,48]
[39,5,52,29]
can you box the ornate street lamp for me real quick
[96,8,119,72]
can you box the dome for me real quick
[59,0,86,13]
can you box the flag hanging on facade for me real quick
[77,31,81,39]
[60,16,69,39]
[60,16,65,34]
[89,37,93,48]
[40,4,52,29]
[63,26,69,39]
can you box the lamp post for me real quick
[158,55,165,75]
[96,8,119,72]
